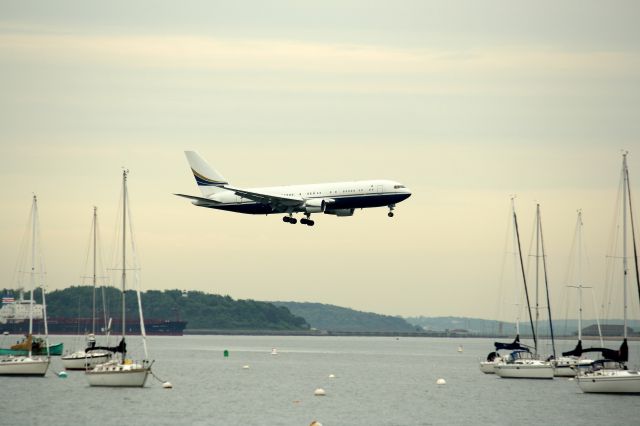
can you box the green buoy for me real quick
[223,349,229,357]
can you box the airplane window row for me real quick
[394,185,405,189]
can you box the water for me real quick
[1,335,638,425]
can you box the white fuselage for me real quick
[201,179,411,216]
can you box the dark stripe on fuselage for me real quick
[201,192,410,215]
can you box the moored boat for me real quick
[86,170,152,387]
[576,152,640,393]
[0,195,51,376]
[493,350,554,379]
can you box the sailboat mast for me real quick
[577,211,583,341]
[28,195,37,356]
[535,204,541,353]
[92,206,97,335]
[622,153,628,340]
[538,205,556,358]
[625,154,640,310]
[511,198,520,336]
[122,170,128,354]
[513,205,537,349]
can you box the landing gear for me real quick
[388,204,396,218]
[283,214,314,226]
[282,215,297,224]
[300,214,315,226]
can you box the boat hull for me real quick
[0,342,63,357]
[62,351,112,370]
[479,361,498,374]
[494,362,554,379]
[0,356,50,376]
[577,370,640,393]
[552,356,593,377]
[86,361,150,387]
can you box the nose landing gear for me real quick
[388,204,396,218]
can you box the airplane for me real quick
[176,151,411,226]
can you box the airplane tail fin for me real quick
[184,151,229,197]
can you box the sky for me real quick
[1,0,640,321]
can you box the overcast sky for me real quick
[1,1,639,321]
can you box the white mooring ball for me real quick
[314,388,326,396]
[436,378,446,385]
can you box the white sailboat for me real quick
[553,211,595,377]
[62,207,112,370]
[480,198,530,374]
[576,152,640,393]
[0,195,50,376]
[495,204,555,379]
[86,170,152,387]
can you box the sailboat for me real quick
[62,207,113,370]
[85,170,152,387]
[552,210,595,377]
[576,152,640,393]
[494,204,555,379]
[0,195,51,376]
[480,198,533,374]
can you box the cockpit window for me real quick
[394,185,405,189]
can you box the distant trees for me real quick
[2,287,309,331]
[274,302,418,332]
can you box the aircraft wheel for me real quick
[388,212,394,218]
[300,218,308,225]
[283,216,290,223]
[307,220,315,226]
[290,218,297,224]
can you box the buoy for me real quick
[223,349,229,358]
[271,348,278,355]
[162,381,173,389]
[457,345,463,353]
[310,421,323,426]
[328,374,336,378]
[436,378,446,385]
[568,378,574,381]
[58,371,68,378]
[314,388,326,396]
[242,365,250,369]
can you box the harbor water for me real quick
[1,335,638,425]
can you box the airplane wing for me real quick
[174,193,221,206]
[222,185,304,208]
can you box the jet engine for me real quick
[303,199,326,213]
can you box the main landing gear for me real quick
[282,214,314,226]
[388,204,396,218]
[283,215,297,224]
[300,214,315,226]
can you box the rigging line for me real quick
[513,206,537,349]
[624,161,640,308]
[496,199,513,332]
[538,205,556,359]
[125,174,149,360]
